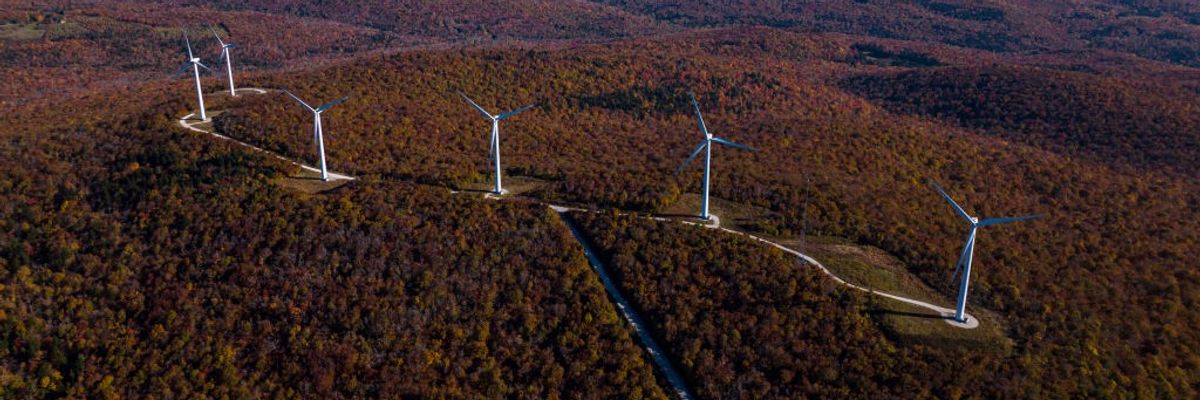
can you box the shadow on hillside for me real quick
[869,308,950,321]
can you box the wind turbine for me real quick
[176,32,211,121]
[210,26,239,97]
[675,93,754,220]
[457,91,536,195]
[932,181,1039,323]
[283,91,349,181]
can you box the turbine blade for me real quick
[497,103,536,120]
[184,32,194,59]
[979,214,1040,227]
[226,43,239,49]
[489,128,497,155]
[689,92,710,137]
[675,141,708,175]
[196,62,212,71]
[711,136,754,151]
[457,91,494,119]
[949,230,975,285]
[282,90,315,112]
[175,62,191,75]
[949,258,963,287]
[209,26,225,47]
[931,181,973,223]
[218,49,227,63]
[317,96,350,112]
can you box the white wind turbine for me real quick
[932,181,1038,323]
[676,93,754,220]
[283,91,349,181]
[210,26,239,97]
[176,32,211,121]
[458,91,536,195]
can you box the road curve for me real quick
[714,226,978,329]
[176,88,356,181]
[546,205,977,329]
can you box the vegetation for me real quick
[0,89,667,398]
[214,28,1199,397]
[568,211,990,399]
[2,0,1199,398]
[841,65,1200,175]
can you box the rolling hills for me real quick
[2,1,1199,398]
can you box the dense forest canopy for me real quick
[2,0,1198,398]
[0,86,671,398]
[210,31,1199,396]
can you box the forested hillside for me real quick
[3,0,1199,398]
[0,2,419,107]
[841,65,1200,174]
[0,88,667,398]
[569,211,971,399]
[597,0,1200,66]
[212,28,1200,397]
[178,0,673,40]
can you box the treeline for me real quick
[214,27,1200,397]
[0,83,668,398]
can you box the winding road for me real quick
[175,86,978,400]
[177,88,355,181]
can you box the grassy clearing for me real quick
[276,167,351,194]
[658,193,779,230]
[41,21,87,40]
[798,235,948,304]
[457,175,549,196]
[662,194,1014,352]
[779,235,1012,351]
[867,296,1013,354]
[0,23,42,40]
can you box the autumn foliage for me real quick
[2,0,1199,398]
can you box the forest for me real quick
[0,85,666,397]
[210,28,1199,398]
[841,65,1200,175]
[2,0,1199,398]
[568,210,1016,398]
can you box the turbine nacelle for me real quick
[930,180,1039,323]
[210,27,238,50]
[677,92,755,220]
[456,91,536,195]
[283,90,349,115]
[457,91,535,122]
[281,90,349,182]
[675,94,755,175]
[179,30,208,121]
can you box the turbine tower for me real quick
[176,32,211,121]
[210,26,239,97]
[458,91,536,195]
[932,182,1038,323]
[283,91,349,181]
[676,93,754,220]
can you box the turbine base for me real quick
[943,312,980,329]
